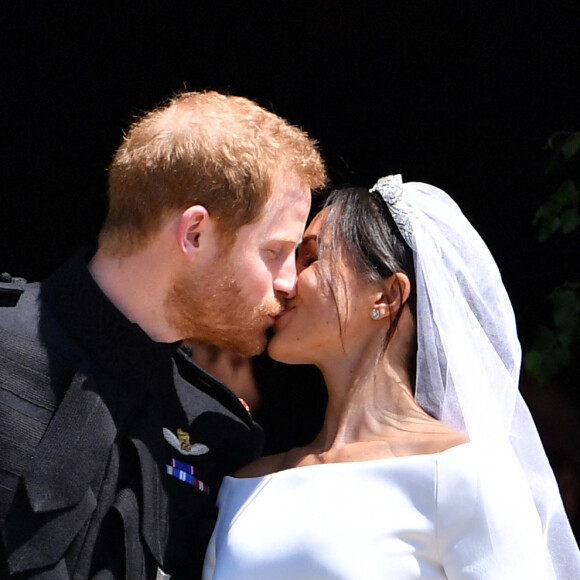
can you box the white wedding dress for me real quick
[203,442,555,579]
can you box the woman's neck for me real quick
[295,343,468,466]
[316,356,427,447]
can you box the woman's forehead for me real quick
[305,206,332,236]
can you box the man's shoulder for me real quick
[0,275,43,342]
[0,272,28,307]
[0,272,81,411]
[0,273,39,312]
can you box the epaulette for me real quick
[0,272,27,307]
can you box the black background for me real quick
[2,2,579,460]
[3,1,579,341]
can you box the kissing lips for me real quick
[274,305,294,324]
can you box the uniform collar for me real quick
[41,246,181,390]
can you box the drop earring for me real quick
[371,308,380,320]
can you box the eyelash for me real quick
[299,253,317,269]
[264,248,284,261]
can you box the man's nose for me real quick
[273,253,297,298]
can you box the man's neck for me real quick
[88,247,179,343]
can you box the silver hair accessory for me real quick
[369,174,414,248]
[369,174,580,578]
[371,308,380,320]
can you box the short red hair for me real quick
[100,91,327,255]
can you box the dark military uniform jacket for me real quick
[0,249,264,579]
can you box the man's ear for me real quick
[177,205,213,262]
[372,273,411,320]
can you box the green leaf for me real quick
[537,216,561,241]
[524,350,545,379]
[550,288,580,346]
[560,208,580,233]
[532,325,557,350]
[534,180,580,239]
[524,347,563,382]
[554,179,579,205]
[544,132,580,173]
[551,346,572,368]
[560,133,580,160]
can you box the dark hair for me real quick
[317,187,417,353]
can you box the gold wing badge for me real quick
[162,427,210,456]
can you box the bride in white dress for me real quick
[203,175,580,579]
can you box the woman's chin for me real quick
[266,337,286,362]
[267,336,303,365]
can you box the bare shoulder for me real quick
[398,420,470,457]
[428,424,470,454]
[234,452,287,478]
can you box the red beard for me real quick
[165,261,282,356]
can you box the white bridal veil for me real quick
[370,175,580,579]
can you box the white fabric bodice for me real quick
[203,443,556,579]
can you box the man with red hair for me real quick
[0,91,326,579]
